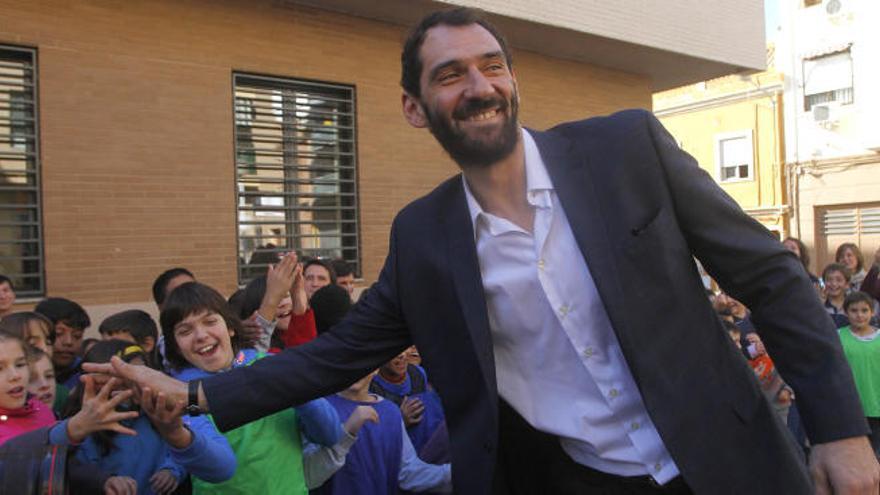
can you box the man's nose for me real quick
[464,66,495,98]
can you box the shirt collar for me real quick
[462,128,554,230]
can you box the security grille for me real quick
[233,73,358,284]
[0,46,42,296]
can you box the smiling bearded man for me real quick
[88,7,880,495]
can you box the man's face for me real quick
[336,274,355,295]
[52,322,84,369]
[403,23,520,169]
[0,281,15,314]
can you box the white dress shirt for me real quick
[462,129,680,483]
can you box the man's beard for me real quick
[423,90,520,169]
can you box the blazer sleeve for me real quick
[644,111,868,443]
[204,223,412,432]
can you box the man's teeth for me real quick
[467,109,498,121]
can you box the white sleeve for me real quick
[302,429,358,489]
[397,419,452,493]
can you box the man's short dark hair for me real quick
[844,291,875,312]
[0,274,12,288]
[152,267,195,306]
[34,297,90,330]
[331,259,354,278]
[99,309,159,344]
[400,7,513,98]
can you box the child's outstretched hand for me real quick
[67,376,139,444]
[103,475,137,495]
[261,251,299,320]
[140,386,192,449]
[150,469,180,495]
[344,405,379,436]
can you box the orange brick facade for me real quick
[1,0,650,317]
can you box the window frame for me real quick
[714,130,755,183]
[0,44,44,297]
[231,72,360,286]
[802,48,854,112]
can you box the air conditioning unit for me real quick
[823,0,851,21]
[811,104,839,129]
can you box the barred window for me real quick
[0,46,42,296]
[233,74,359,284]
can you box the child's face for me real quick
[0,340,30,410]
[27,355,56,406]
[26,320,52,356]
[173,311,235,372]
[102,330,136,344]
[0,281,15,314]
[304,265,332,298]
[846,302,874,331]
[782,239,801,259]
[52,322,85,369]
[380,351,409,379]
[824,271,848,297]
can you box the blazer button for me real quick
[484,441,494,453]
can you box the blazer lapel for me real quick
[529,128,635,353]
[441,179,498,400]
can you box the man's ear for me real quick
[402,92,428,129]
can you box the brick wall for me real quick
[1,0,649,321]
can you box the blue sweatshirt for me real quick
[73,415,186,495]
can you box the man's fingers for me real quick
[811,465,832,495]
[82,362,114,374]
[109,356,136,380]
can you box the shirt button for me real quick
[654,462,662,472]
[630,421,640,431]
[537,259,546,270]
[558,304,569,317]
[583,347,594,358]
[609,388,619,399]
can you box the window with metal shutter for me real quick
[233,73,359,285]
[0,46,43,296]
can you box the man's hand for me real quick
[83,356,193,411]
[141,386,192,449]
[150,469,180,495]
[810,436,880,495]
[400,396,425,427]
[104,476,137,495]
[66,376,139,443]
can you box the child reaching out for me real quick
[61,340,189,495]
[314,370,452,494]
[149,281,343,494]
[838,291,880,458]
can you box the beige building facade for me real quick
[0,0,765,325]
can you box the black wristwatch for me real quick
[186,379,204,416]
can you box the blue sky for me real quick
[765,0,780,42]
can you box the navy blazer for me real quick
[205,110,866,494]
